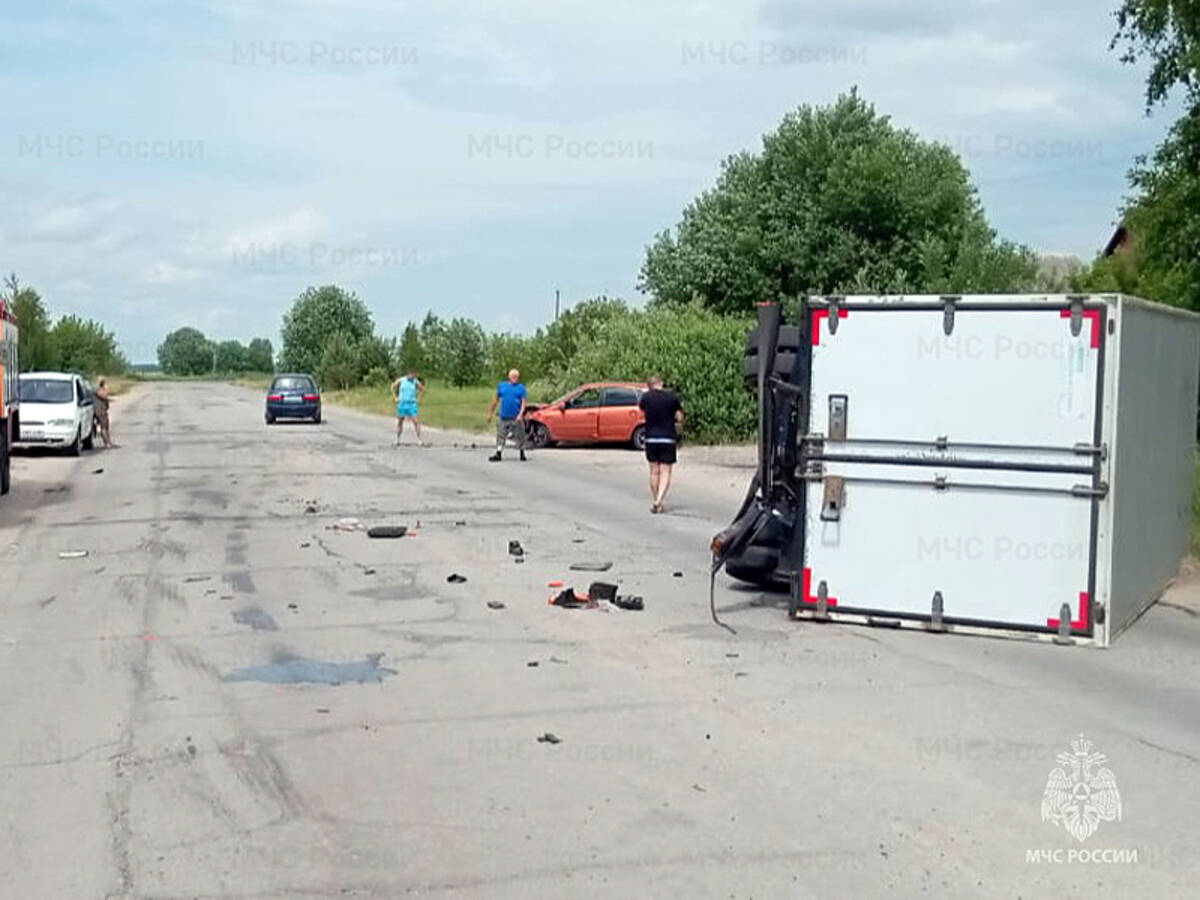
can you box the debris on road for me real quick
[300,542,311,548]
[509,540,525,557]
[367,525,408,539]
[547,581,564,588]
[316,708,330,714]
[287,603,298,611]
[571,538,585,544]
[38,595,56,608]
[223,652,397,685]
[588,582,618,603]
[44,485,68,494]
[454,520,467,526]
[570,561,612,572]
[232,607,279,631]
[486,601,505,610]
[673,571,683,578]
[304,504,318,514]
[550,588,588,608]
[692,784,707,792]
[447,573,468,584]
[614,595,644,611]
[328,518,364,532]
[58,550,88,559]
[537,732,562,744]
[92,468,104,475]
[527,661,539,667]
[183,575,211,584]
[361,567,376,576]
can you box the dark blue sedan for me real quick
[265,374,322,424]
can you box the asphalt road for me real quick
[1,381,1198,899]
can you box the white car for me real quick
[16,372,96,455]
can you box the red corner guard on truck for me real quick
[1059,309,1102,348]
[1047,592,1090,630]
[811,309,849,346]
[800,568,839,607]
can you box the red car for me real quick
[525,382,647,449]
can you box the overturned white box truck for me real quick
[713,294,1200,646]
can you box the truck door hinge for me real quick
[820,476,845,521]
[1071,482,1109,498]
[926,591,946,633]
[1067,296,1086,337]
[941,296,960,336]
[828,394,848,441]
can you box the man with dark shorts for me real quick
[638,375,683,513]
[486,368,529,462]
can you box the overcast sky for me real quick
[0,0,1174,362]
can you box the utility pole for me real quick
[554,288,560,322]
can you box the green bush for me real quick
[553,303,754,443]
[318,332,358,390]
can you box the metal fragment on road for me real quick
[537,732,562,744]
[58,550,88,559]
[570,561,612,572]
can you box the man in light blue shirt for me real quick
[391,371,425,446]
[486,368,528,462]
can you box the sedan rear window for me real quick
[271,376,315,392]
[20,378,74,403]
[603,387,640,407]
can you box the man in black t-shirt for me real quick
[638,375,683,514]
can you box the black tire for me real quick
[265,414,275,425]
[313,410,322,424]
[630,424,646,451]
[69,429,82,457]
[745,324,802,352]
[82,427,94,451]
[529,422,552,448]
[0,431,10,495]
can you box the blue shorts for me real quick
[397,401,419,418]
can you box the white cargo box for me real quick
[789,294,1200,646]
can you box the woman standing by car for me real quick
[94,377,114,448]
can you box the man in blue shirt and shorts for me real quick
[392,370,425,446]
[487,368,529,462]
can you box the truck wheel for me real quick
[69,429,82,457]
[0,432,10,495]
[630,425,646,451]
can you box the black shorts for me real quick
[645,441,677,465]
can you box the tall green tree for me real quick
[539,297,628,372]
[214,339,249,373]
[3,274,56,371]
[246,338,275,372]
[640,91,1036,311]
[53,316,126,375]
[443,317,487,387]
[317,332,358,390]
[1099,1,1200,308]
[397,324,424,374]
[418,312,448,379]
[280,285,373,374]
[158,327,214,375]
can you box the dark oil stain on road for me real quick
[231,607,279,631]
[222,652,396,685]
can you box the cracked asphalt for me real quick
[1,381,1198,898]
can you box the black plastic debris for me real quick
[304,504,318,514]
[537,732,562,744]
[92,468,104,475]
[486,601,506,610]
[447,573,468,584]
[570,561,612,572]
[614,595,644,611]
[588,582,618,603]
[514,557,525,565]
[362,568,376,576]
[454,520,467,526]
[367,526,408,539]
[527,661,539,667]
[550,588,587,608]
[673,571,684,578]
[508,540,524,557]
[184,575,211,584]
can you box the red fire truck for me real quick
[0,298,18,495]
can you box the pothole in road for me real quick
[222,652,397,685]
